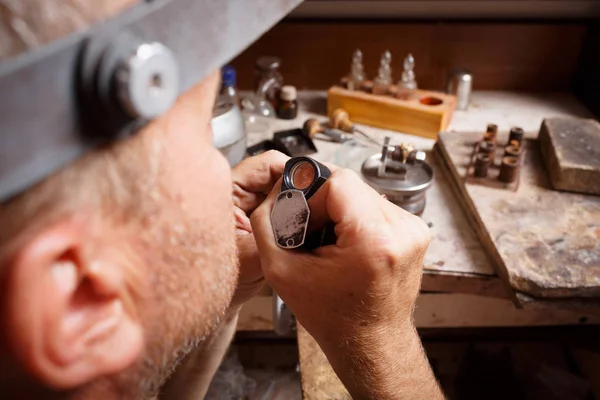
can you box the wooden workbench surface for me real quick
[437,131,600,302]
[241,91,598,399]
[244,90,593,296]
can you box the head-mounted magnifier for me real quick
[0,0,303,202]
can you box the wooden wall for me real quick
[231,21,587,92]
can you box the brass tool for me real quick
[330,109,381,147]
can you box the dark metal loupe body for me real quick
[271,157,333,249]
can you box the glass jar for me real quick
[254,56,283,108]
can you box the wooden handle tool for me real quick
[330,108,355,133]
[330,108,381,147]
[303,118,326,139]
[303,118,354,143]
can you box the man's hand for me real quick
[230,150,289,307]
[250,168,444,400]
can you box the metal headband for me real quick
[0,0,303,201]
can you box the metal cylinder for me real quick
[509,127,525,145]
[504,144,522,159]
[498,156,519,183]
[446,68,473,111]
[484,123,498,143]
[474,153,491,177]
[361,153,433,216]
[478,140,497,164]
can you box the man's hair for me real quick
[0,0,137,60]
[0,135,156,270]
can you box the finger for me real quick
[237,234,264,284]
[306,169,388,248]
[232,150,290,212]
[249,177,286,256]
[380,199,432,249]
[234,206,252,234]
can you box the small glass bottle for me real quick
[277,86,298,120]
[219,65,239,106]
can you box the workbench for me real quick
[236,91,600,399]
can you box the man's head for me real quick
[0,1,238,398]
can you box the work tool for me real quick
[0,0,303,201]
[361,137,433,215]
[302,118,354,143]
[271,157,335,335]
[329,109,382,147]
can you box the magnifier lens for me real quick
[290,161,315,190]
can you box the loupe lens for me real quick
[290,161,315,190]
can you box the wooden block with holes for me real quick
[327,85,457,139]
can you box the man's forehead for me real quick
[0,0,139,60]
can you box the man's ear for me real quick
[3,218,144,390]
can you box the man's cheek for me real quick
[189,149,233,221]
[207,123,214,142]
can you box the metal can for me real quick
[446,68,473,111]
